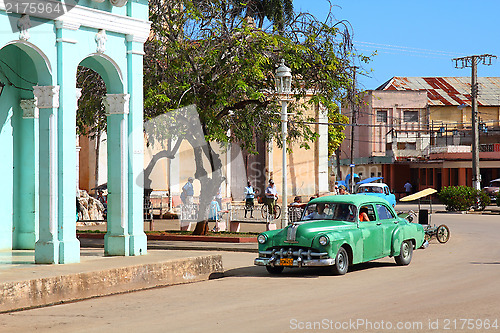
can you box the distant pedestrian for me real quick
[265,179,278,216]
[216,186,222,208]
[404,181,413,195]
[181,177,194,205]
[244,181,255,218]
[290,196,302,206]
[338,185,347,195]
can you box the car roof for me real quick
[309,194,390,206]
[489,178,500,183]
[358,183,387,187]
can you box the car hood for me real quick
[271,220,357,248]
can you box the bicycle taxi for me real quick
[399,188,450,243]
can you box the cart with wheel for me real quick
[399,188,450,244]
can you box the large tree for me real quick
[144,0,368,234]
[228,0,294,30]
[76,66,107,191]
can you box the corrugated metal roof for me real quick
[376,77,500,106]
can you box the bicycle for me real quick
[261,202,281,220]
[403,210,449,243]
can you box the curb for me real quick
[77,233,257,243]
[0,254,223,313]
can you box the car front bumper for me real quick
[254,257,335,267]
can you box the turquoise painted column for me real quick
[13,99,39,249]
[34,86,60,264]
[126,34,147,256]
[55,21,80,264]
[104,94,130,256]
[0,84,15,251]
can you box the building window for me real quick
[376,110,388,123]
[407,142,416,150]
[403,110,419,122]
[397,142,406,150]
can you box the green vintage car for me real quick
[254,195,427,275]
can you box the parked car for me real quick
[356,182,397,207]
[483,178,500,202]
[254,195,426,275]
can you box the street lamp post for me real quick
[275,60,292,229]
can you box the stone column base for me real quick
[104,234,130,256]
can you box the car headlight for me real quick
[318,235,329,246]
[257,234,267,244]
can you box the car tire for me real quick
[330,247,349,275]
[266,265,284,274]
[395,240,413,266]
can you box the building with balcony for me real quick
[338,77,500,195]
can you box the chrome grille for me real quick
[259,247,329,261]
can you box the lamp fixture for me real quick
[275,59,292,95]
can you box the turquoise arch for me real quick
[0,0,149,263]
[79,53,124,94]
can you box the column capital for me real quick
[33,86,60,109]
[104,94,130,116]
[20,99,39,119]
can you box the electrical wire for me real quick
[0,59,37,85]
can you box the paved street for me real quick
[2,212,500,333]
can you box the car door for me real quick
[359,204,384,261]
[376,203,399,256]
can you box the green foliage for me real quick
[438,186,491,211]
[327,104,347,156]
[76,66,107,139]
[145,0,365,154]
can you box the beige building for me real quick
[339,77,500,195]
[79,99,330,205]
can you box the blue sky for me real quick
[293,0,500,90]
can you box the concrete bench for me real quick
[228,219,277,232]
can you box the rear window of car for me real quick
[489,181,500,187]
[357,186,383,194]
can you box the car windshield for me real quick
[489,181,500,187]
[301,202,357,222]
[357,186,383,194]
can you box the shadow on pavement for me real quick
[225,261,397,278]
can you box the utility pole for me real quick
[453,54,496,190]
[349,66,358,193]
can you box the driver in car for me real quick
[304,203,327,220]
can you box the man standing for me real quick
[181,177,195,205]
[265,179,278,217]
[244,181,255,218]
[404,181,413,196]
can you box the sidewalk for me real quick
[0,246,224,313]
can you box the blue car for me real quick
[356,183,397,207]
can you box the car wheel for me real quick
[266,265,284,274]
[330,247,349,275]
[436,224,450,243]
[395,240,413,265]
